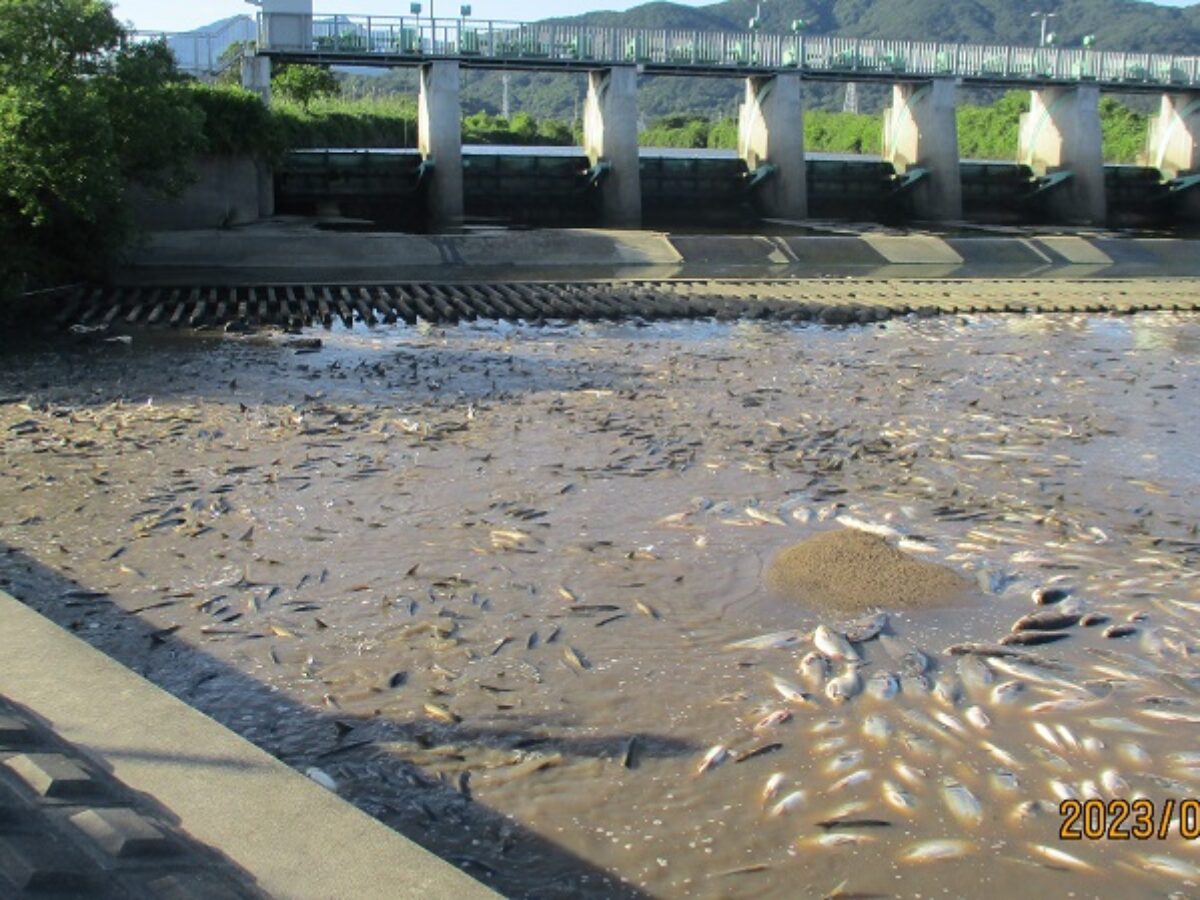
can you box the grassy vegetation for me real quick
[265,95,578,149]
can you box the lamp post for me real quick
[1032,11,1057,48]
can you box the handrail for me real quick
[131,15,256,77]
[248,11,1200,89]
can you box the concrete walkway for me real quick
[0,590,497,900]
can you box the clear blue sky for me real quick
[112,0,1197,33]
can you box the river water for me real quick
[1,311,1198,898]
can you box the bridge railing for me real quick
[131,16,255,78]
[257,12,1200,88]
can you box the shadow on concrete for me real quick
[0,542,680,899]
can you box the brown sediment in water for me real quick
[765,528,972,612]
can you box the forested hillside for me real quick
[342,0,1199,120]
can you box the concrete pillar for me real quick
[240,54,271,105]
[883,79,962,222]
[418,61,464,231]
[1019,86,1106,225]
[1147,92,1200,177]
[738,74,807,221]
[583,67,641,228]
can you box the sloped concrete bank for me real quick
[0,590,498,900]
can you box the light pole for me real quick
[1031,11,1057,48]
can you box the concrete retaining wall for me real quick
[128,157,273,232]
[117,225,1200,284]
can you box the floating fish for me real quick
[772,675,816,705]
[697,745,728,775]
[799,651,830,684]
[900,840,976,864]
[1028,844,1095,873]
[826,669,864,705]
[725,630,808,652]
[941,779,982,827]
[815,626,860,662]
[762,772,786,805]
[768,790,807,817]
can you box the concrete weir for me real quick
[583,67,642,228]
[1019,85,1107,224]
[739,74,807,220]
[884,80,963,222]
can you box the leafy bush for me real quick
[0,0,206,295]
[272,63,339,111]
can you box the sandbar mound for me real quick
[765,528,971,613]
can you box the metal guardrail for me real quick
[254,12,1200,89]
[131,16,255,77]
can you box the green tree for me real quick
[272,63,339,111]
[0,0,205,295]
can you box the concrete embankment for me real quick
[0,590,498,900]
[116,223,1200,285]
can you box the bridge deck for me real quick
[248,13,1200,92]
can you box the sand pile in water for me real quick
[765,528,971,613]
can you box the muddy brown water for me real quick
[1,312,1198,898]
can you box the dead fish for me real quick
[635,600,660,620]
[305,767,338,792]
[563,646,591,672]
[892,761,926,787]
[900,840,976,864]
[1013,610,1081,632]
[932,675,963,707]
[803,832,877,849]
[1000,631,1071,647]
[990,680,1026,705]
[826,668,863,705]
[1032,586,1071,605]
[745,507,787,527]
[423,703,461,724]
[736,743,783,764]
[980,740,1021,768]
[843,612,888,644]
[1028,844,1095,873]
[725,630,808,652]
[941,779,982,827]
[866,672,901,701]
[825,750,865,775]
[772,675,816,705]
[862,714,893,743]
[828,769,873,793]
[965,706,991,730]
[698,745,728,775]
[1089,717,1159,735]
[1099,768,1129,796]
[754,709,793,731]
[799,651,830,684]
[1102,624,1138,639]
[946,643,1030,659]
[762,772,786,805]
[815,817,892,830]
[815,626,860,662]
[881,780,917,814]
[1138,855,1200,880]
[1140,709,1200,725]
[835,515,900,539]
[768,790,808,817]
[956,654,996,690]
